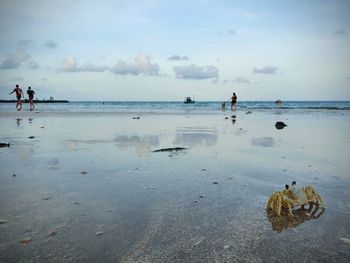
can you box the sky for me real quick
[0,0,349,101]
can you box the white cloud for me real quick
[28,60,39,69]
[168,55,189,61]
[79,63,108,72]
[253,66,278,74]
[45,39,58,49]
[110,53,159,76]
[235,76,250,84]
[173,64,219,79]
[58,56,78,72]
[0,48,31,69]
[58,56,108,72]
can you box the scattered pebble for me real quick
[96,231,103,236]
[73,202,80,205]
[201,168,207,171]
[48,230,57,236]
[80,170,88,175]
[224,245,230,249]
[225,117,229,119]
[194,200,198,203]
[212,181,218,184]
[28,136,35,139]
[40,126,44,129]
[42,196,51,200]
[199,195,204,198]
[339,238,350,245]
[21,237,32,244]
[132,117,140,119]
[13,173,16,177]
[0,219,7,224]
[168,154,173,157]
[245,111,252,114]
[107,209,112,213]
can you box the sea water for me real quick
[1,101,350,113]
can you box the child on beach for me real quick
[9,85,24,111]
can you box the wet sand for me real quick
[0,110,350,262]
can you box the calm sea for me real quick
[1,101,350,113]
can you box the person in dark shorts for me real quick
[231,92,237,110]
[9,84,24,111]
[27,87,35,111]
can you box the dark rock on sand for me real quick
[28,136,35,139]
[0,142,10,147]
[0,219,7,224]
[96,231,103,236]
[275,121,287,129]
[42,196,51,200]
[212,181,218,184]
[80,170,88,175]
[152,147,187,152]
[132,117,140,119]
[245,111,252,114]
[20,237,32,244]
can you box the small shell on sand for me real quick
[21,237,32,244]
[339,238,350,245]
[48,230,57,236]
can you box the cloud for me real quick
[59,56,78,72]
[173,64,219,79]
[58,57,108,72]
[235,76,250,84]
[18,39,33,47]
[28,60,39,69]
[253,66,278,74]
[79,63,108,72]
[217,29,235,36]
[0,48,31,69]
[110,53,159,76]
[168,55,189,61]
[333,28,347,35]
[45,40,58,49]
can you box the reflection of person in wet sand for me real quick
[27,87,35,111]
[9,85,24,111]
[221,102,226,111]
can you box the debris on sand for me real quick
[48,230,57,236]
[21,237,32,244]
[152,147,187,152]
[28,136,35,139]
[0,142,10,148]
[275,121,287,130]
[339,238,350,245]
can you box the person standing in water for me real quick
[9,84,24,111]
[231,92,237,110]
[26,87,35,111]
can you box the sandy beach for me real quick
[0,109,350,262]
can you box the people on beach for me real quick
[9,85,24,111]
[27,87,35,111]
[221,101,226,111]
[231,92,237,110]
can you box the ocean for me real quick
[1,101,350,113]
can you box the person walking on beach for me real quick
[26,87,35,111]
[9,84,24,111]
[231,92,237,110]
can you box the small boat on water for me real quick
[184,96,195,104]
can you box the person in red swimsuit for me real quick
[9,84,24,111]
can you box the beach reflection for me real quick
[114,135,159,157]
[267,205,325,233]
[173,127,218,147]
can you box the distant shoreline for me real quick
[0,99,69,103]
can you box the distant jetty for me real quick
[0,99,69,103]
